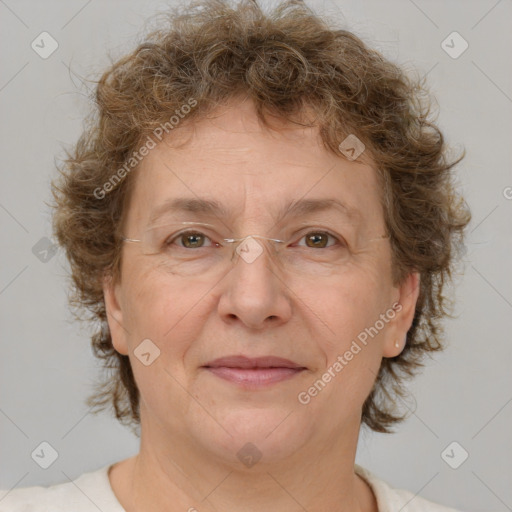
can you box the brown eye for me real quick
[173,231,212,249]
[305,233,328,248]
[300,231,338,249]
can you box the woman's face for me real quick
[104,98,418,466]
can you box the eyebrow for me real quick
[147,197,361,226]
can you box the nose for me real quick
[217,236,293,330]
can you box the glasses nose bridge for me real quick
[224,234,285,265]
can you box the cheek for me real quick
[122,261,193,329]
[320,269,393,389]
[298,274,388,415]
[120,263,219,366]
[116,265,165,344]
[119,269,205,406]
[301,264,391,346]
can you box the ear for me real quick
[102,272,129,356]
[382,271,420,358]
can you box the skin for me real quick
[104,95,420,512]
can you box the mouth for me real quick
[202,355,307,388]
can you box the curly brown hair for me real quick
[52,0,470,435]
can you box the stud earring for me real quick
[394,340,400,348]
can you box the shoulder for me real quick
[0,464,125,512]
[355,464,462,512]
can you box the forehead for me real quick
[124,99,384,231]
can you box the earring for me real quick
[394,340,400,348]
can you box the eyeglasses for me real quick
[121,221,389,278]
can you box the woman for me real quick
[0,0,470,510]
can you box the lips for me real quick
[202,356,307,388]
[203,355,305,370]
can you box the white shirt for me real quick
[0,463,461,511]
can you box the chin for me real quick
[188,407,313,467]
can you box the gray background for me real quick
[0,1,511,511]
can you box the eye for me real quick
[168,230,218,249]
[295,231,342,249]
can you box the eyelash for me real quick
[168,230,346,249]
